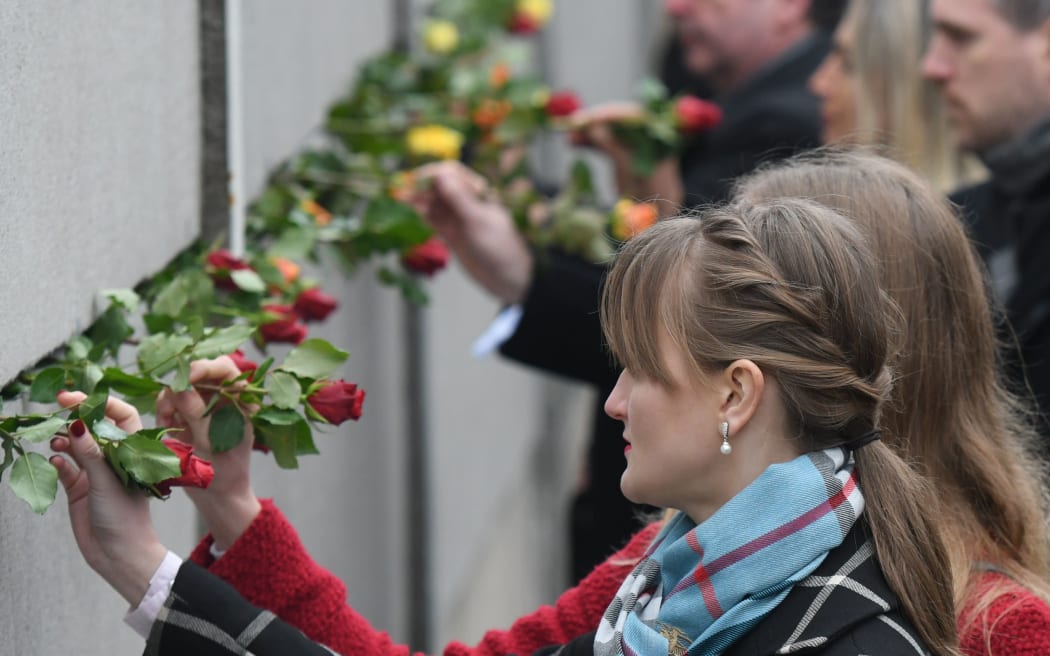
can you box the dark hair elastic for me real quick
[838,417,881,452]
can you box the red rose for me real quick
[674,96,722,134]
[259,303,308,345]
[227,349,259,381]
[206,249,252,291]
[307,380,366,425]
[156,438,215,496]
[293,287,339,322]
[507,12,540,34]
[546,91,582,118]
[402,237,450,277]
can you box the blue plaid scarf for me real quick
[594,448,863,656]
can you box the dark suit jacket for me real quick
[500,33,831,580]
[952,171,1050,443]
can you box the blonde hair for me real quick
[839,0,981,191]
[734,148,1050,646]
[601,203,958,654]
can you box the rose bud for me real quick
[227,349,259,381]
[271,256,301,284]
[156,438,215,496]
[545,91,582,118]
[299,198,332,226]
[259,303,308,345]
[402,237,450,277]
[293,287,339,322]
[307,380,366,425]
[206,249,252,291]
[674,96,722,134]
[507,0,552,34]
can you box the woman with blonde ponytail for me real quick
[734,148,1050,655]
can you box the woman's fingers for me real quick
[56,389,143,432]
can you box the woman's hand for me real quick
[411,160,534,304]
[50,417,167,606]
[155,356,261,551]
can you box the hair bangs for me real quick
[602,219,704,386]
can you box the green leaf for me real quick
[230,269,266,294]
[92,418,128,442]
[152,276,190,317]
[208,404,245,453]
[78,363,105,394]
[192,324,255,359]
[13,417,68,444]
[295,421,319,456]
[67,336,93,361]
[269,226,317,260]
[9,453,58,514]
[99,368,165,396]
[266,371,302,409]
[116,435,181,485]
[253,357,275,381]
[278,339,349,380]
[76,390,110,428]
[137,333,193,376]
[88,304,134,356]
[252,410,310,469]
[101,288,141,310]
[171,356,192,392]
[29,367,67,403]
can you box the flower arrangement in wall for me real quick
[0,0,719,514]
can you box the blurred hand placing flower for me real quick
[407,124,465,161]
[156,439,215,496]
[308,380,366,425]
[402,237,450,276]
[423,19,459,55]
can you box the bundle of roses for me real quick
[0,245,365,515]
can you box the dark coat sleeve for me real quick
[498,250,618,389]
[144,561,337,656]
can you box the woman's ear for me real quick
[719,359,764,430]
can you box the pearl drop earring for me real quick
[719,420,732,455]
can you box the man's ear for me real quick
[719,359,765,431]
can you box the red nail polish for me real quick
[70,419,86,438]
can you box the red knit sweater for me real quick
[190,501,1050,656]
[957,571,1050,656]
[189,499,658,656]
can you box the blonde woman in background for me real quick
[809,0,982,190]
[735,149,1050,655]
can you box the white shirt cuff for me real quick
[123,550,183,639]
[471,305,524,358]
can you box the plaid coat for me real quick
[142,560,339,655]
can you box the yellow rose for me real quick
[423,20,459,55]
[406,125,465,161]
[516,0,553,26]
